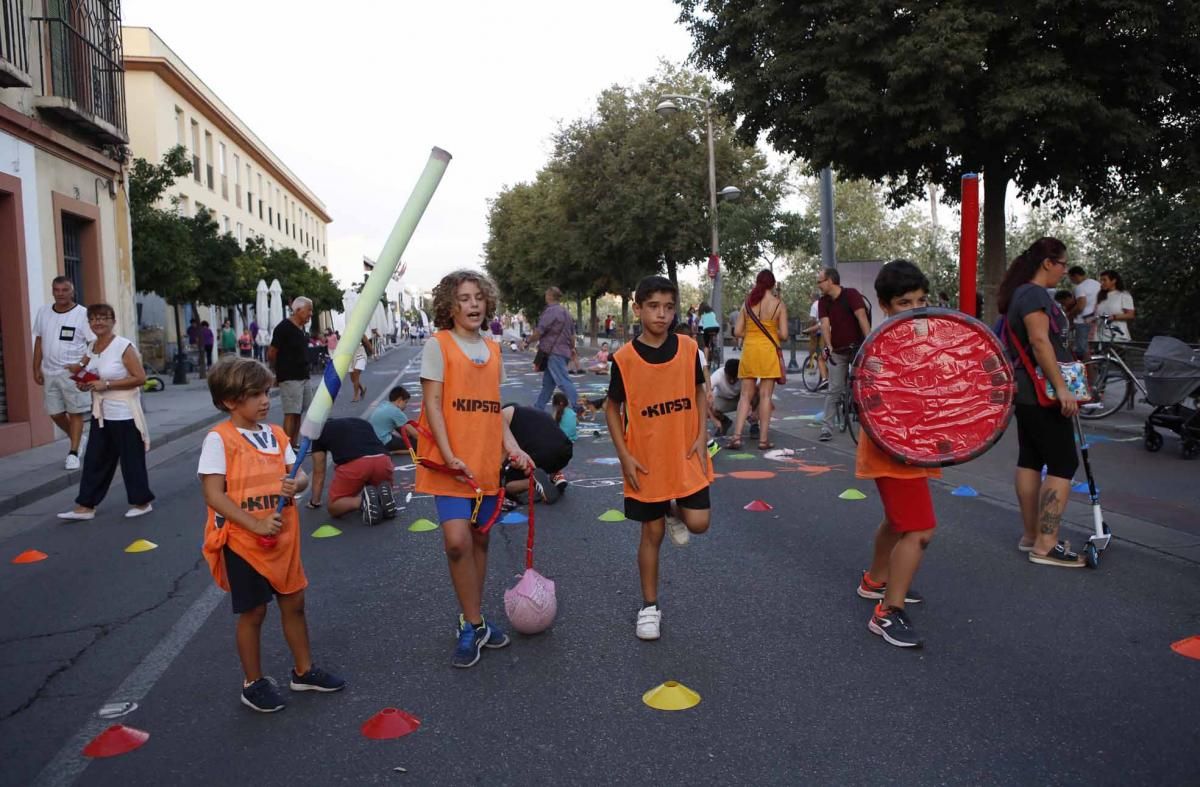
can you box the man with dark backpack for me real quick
[817,268,872,441]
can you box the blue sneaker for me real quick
[289,666,346,693]
[452,615,490,668]
[241,677,285,713]
[482,616,510,649]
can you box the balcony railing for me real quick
[0,0,31,87]
[31,1,127,144]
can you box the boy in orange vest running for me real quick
[200,357,345,712]
[606,276,713,641]
[415,270,532,668]
[854,260,939,648]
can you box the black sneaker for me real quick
[855,571,924,604]
[289,666,346,693]
[868,604,923,648]
[819,430,833,442]
[241,677,286,712]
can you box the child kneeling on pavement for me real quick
[200,357,345,712]
[305,415,397,524]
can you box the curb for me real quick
[0,393,266,518]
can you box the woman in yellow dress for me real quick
[732,270,788,449]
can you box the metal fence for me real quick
[1,0,28,77]
[32,0,126,136]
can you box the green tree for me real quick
[678,0,1200,319]
[129,145,197,372]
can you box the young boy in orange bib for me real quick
[853,260,940,648]
[415,270,532,668]
[606,276,713,641]
[200,357,345,712]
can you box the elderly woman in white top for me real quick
[58,303,155,520]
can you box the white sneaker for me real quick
[124,504,153,519]
[666,515,690,546]
[64,453,80,471]
[57,509,94,520]
[636,605,661,640]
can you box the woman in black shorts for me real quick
[998,237,1084,568]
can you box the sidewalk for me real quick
[0,378,236,516]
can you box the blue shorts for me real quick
[434,494,501,526]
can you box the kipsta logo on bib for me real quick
[452,398,500,414]
[640,397,693,419]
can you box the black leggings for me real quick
[1014,404,1079,480]
[76,419,155,508]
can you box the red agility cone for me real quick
[361,708,421,740]
[1170,636,1200,661]
[743,500,773,511]
[82,724,149,758]
[11,549,48,564]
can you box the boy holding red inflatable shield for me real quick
[854,260,941,649]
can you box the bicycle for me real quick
[834,389,859,443]
[1079,316,1147,420]
[800,350,825,392]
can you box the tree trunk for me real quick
[666,257,678,288]
[589,295,598,346]
[980,169,1009,323]
[620,294,630,342]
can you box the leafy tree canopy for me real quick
[677,0,1200,317]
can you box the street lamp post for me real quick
[656,95,740,366]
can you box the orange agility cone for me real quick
[82,724,149,758]
[1170,635,1200,661]
[361,708,421,740]
[11,549,48,564]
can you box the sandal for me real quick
[728,436,743,450]
[1028,542,1085,568]
[306,500,322,510]
[757,441,775,451]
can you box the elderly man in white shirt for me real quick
[32,276,94,469]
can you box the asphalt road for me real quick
[1,344,1197,786]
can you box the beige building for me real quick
[0,0,134,457]
[121,26,331,360]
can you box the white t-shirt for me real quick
[86,336,138,420]
[1072,278,1102,322]
[1096,291,1135,342]
[197,423,297,476]
[420,331,505,383]
[34,303,93,375]
[711,368,739,400]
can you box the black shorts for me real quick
[503,442,573,483]
[384,434,405,452]
[624,486,710,523]
[1014,403,1079,480]
[224,546,280,614]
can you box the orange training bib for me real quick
[614,335,713,502]
[415,331,504,497]
[202,421,307,595]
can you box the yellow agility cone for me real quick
[124,539,158,553]
[642,680,701,711]
[408,518,438,533]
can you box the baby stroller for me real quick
[1142,336,1200,459]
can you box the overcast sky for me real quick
[121,0,698,293]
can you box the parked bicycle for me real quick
[1080,316,1147,420]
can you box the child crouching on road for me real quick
[200,357,345,712]
[854,260,940,648]
[607,276,713,641]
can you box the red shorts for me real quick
[874,476,937,533]
[329,454,394,502]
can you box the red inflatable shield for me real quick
[851,308,1014,467]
